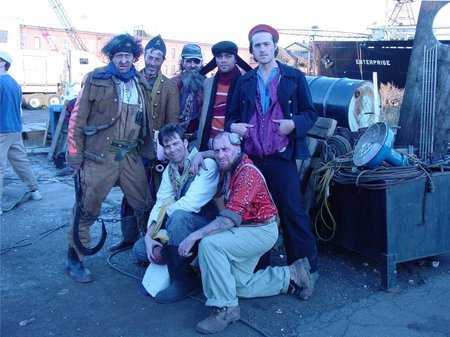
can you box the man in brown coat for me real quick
[109,35,180,253]
[66,34,154,282]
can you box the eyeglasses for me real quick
[185,58,201,65]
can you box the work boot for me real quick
[196,306,241,334]
[154,245,201,303]
[298,271,319,299]
[108,240,135,252]
[66,246,93,283]
[288,257,313,300]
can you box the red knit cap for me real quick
[248,24,279,43]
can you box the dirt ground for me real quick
[1,109,449,337]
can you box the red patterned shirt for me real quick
[223,154,278,224]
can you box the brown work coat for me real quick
[67,66,154,166]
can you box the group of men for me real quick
[61,24,319,334]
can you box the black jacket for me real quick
[225,61,317,161]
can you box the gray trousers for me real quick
[198,221,290,308]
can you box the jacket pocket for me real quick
[89,85,115,105]
[84,150,106,164]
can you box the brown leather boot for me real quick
[196,306,241,334]
[288,257,313,300]
[66,247,93,283]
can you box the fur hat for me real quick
[212,41,238,57]
[248,24,279,43]
[101,34,143,60]
[181,44,202,60]
[145,35,166,56]
[0,50,12,64]
[200,41,252,75]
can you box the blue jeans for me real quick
[133,207,217,263]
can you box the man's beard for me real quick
[181,71,204,92]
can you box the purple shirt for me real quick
[243,69,288,157]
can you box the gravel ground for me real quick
[1,108,449,337]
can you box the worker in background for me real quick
[0,50,42,216]
[171,44,205,144]
[109,34,180,253]
[65,34,154,283]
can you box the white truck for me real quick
[9,49,102,109]
[1,18,104,109]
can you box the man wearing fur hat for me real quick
[172,44,205,141]
[196,41,252,151]
[110,35,180,253]
[66,34,154,282]
[226,24,319,299]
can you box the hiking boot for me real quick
[196,306,241,334]
[108,240,135,252]
[66,247,93,283]
[30,190,42,201]
[288,257,313,300]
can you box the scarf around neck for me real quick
[93,62,137,83]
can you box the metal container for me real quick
[306,75,378,131]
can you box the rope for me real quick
[310,147,440,241]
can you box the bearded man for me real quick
[171,44,205,142]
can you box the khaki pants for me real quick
[198,221,290,308]
[67,151,150,258]
[0,132,39,203]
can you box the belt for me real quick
[109,140,139,161]
[241,216,277,226]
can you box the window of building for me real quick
[0,30,8,43]
[170,48,176,59]
[48,38,56,51]
[20,35,25,49]
[88,40,96,53]
[62,39,69,51]
[170,65,176,75]
[163,65,168,75]
[34,36,41,49]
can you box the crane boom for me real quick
[48,0,88,51]
[278,29,371,40]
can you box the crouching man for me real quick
[178,132,314,334]
[132,123,219,303]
